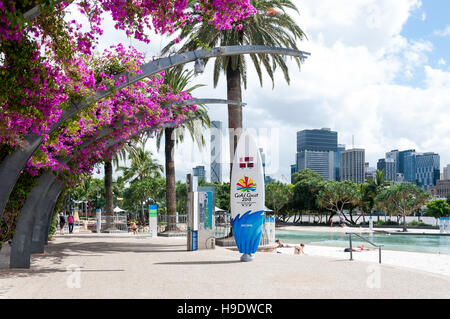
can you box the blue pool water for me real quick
[276,230,450,255]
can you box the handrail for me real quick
[345,232,384,264]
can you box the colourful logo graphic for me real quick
[237,176,257,192]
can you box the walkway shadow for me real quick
[155,260,242,265]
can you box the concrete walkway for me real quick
[0,233,449,299]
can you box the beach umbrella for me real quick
[264,206,274,213]
[114,206,125,213]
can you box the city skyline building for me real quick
[430,180,450,199]
[210,120,222,183]
[193,165,206,181]
[335,144,345,182]
[292,128,337,181]
[415,152,440,190]
[386,149,400,176]
[365,162,376,179]
[444,164,450,180]
[340,148,365,183]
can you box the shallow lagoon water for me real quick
[276,230,450,255]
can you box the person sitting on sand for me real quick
[276,240,306,255]
[294,243,306,255]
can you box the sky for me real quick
[74,0,450,183]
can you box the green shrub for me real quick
[374,220,399,226]
[407,220,428,227]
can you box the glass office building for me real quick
[416,152,440,190]
[297,128,338,152]
[340,148,365,183]
[193,165,206,181]
[399,149,416,174]
[292,128,338,181]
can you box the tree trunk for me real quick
[403,214,407,232]
[227,58,242,178]
[165,127,178,232]
[226,58,242,238]
[104,160,115,231]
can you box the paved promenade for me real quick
[1,233,449,299]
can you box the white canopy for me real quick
[215,206,227,212]
[264,206,274,213]
[113,206,126,213]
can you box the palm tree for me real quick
[365,169,391,222]
[118,141,163,222]
[103,135,149,230]
[162,0,306,174]
[156,67,210,232]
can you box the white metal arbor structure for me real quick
[0,45,310,218]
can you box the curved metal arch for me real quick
[10,98,241,267]
[0,68,255,215]
[30,180,63,254]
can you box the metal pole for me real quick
[379,246,382,264]
[349,234,353,261]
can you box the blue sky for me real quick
[84,0,450,183]
[399,0,450,87]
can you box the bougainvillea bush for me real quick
[0,0,256,247]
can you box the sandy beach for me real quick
[276,225,450,278]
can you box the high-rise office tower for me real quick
[386,150,400,176]
[291,128,337,181]
[365,162,376,179]
[404,152,417,183]
[210,121,222,183]
[340,148,365,183]
[415,152,440,190]
[384,158,396,181]
[443,164,450,180]
[399,149,416,175]
[377,158,386,172]
[193,165,206,181]
[335,144,345,181]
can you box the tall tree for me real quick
[376,183,431,232]
[156,67,210,232]
[162,0,306,177]
[118,143,163,222]
[104,135,150,230]
[317,180,359,224]
[426,200,450,219]
[265,181,293,216]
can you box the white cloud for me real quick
[433,26,450,37]
[80,0,450,183]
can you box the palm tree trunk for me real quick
[165,127,178,232]
[104,160,115,231]
[226,59,242,238]
[227,59,243,175]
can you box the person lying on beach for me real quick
[344,244,373,252]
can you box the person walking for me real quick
[68,213,74,234]
[59,213,66,235]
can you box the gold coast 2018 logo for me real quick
[236,176,256,192]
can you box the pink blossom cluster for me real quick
[24,45,197,177]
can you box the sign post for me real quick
[230,132,265,262]
[95,208,101,233]
[149,204,158,237]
